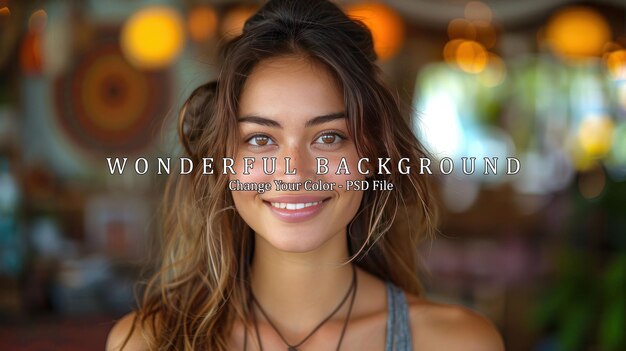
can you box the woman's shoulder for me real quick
[404,293,505,351]
[106,311,151,351]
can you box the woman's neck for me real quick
[249,230,354,338]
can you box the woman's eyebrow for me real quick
[304,112,345,127]
[237,116,281,127]
[237,112,345,128]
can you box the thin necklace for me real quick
[249,264,357,351]
[334,266,357,351]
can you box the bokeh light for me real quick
[456,40,488,74]
[545,6,611,59]
[120,6,185,70]
[345,2,406,61]
[414,65,465,158]
[464,1,493,23]
[187,5,218,42]
[443,39,463,66]
[577,114,615,157]
[606,49,626,80]
[443,39,489,74]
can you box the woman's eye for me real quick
[315,132,344,145]
[247,134,275,146]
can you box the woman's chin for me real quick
[271,238,327,254]
[256,230,335,254]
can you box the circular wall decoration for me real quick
[54,27,171,155]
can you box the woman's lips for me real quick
[262,196,331,223]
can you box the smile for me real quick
[269,201,324,210]
[262,196,331,223]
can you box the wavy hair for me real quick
[125,0,438,349]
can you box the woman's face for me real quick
[230,55,366,254]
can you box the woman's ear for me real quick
[179,81,218,158]
[364,161,375,178]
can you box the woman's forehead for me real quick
[238,56,345,124]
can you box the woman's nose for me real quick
[276,143,317,181]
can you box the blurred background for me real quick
[0,0,625,350]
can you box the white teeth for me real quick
[270,201,323,210]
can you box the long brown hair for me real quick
[128,0,438,349]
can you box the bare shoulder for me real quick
[106,311,150,351]
[405,295,505,351]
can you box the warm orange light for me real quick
[606,50,626,80]
[447,18,476,40]
[0,7,9,16]
[21,8,46,75]
[455,40,488,74]
[345,2,406,61]
[545,6,611,59]
[443,39,464,66]
[120,6,185,70]
[20,32,43,74]
[188,5,218,42]
[443,39,489,74]
[220,5,257,39]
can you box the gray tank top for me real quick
[384,282,413,351]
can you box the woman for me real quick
[107,0,505,350]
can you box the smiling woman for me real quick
[228,55,368,255]
[106,1,505,351]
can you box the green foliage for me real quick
[534,177,625,351]
[534,248,625,350]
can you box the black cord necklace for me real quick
[246,264,357,351]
